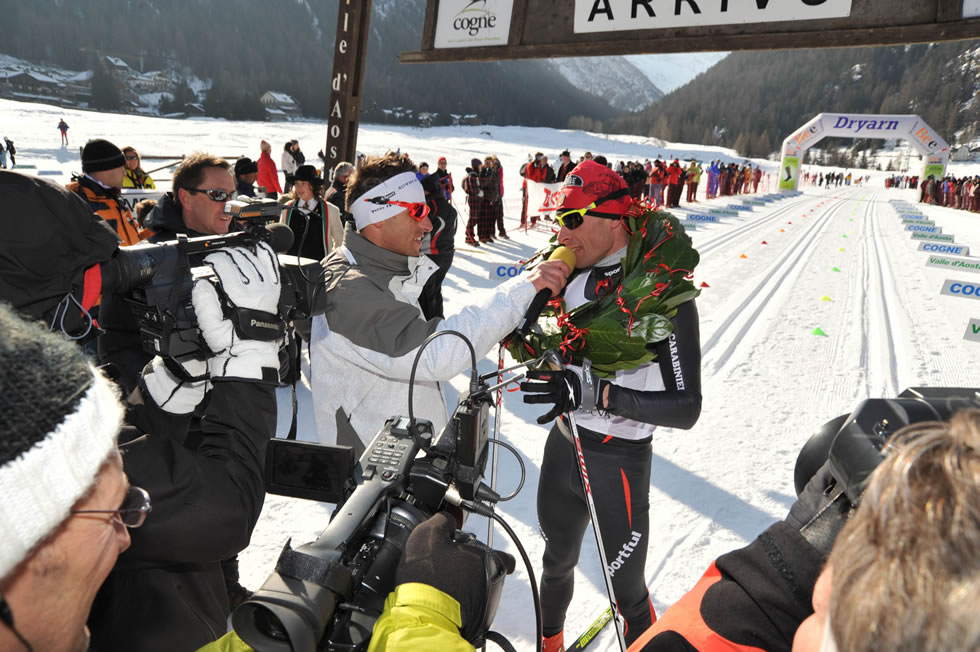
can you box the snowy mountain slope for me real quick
[625,52,729,94]
[549,56,664,112]
[5,98,980,650]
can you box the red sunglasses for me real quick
[365,196,430,221]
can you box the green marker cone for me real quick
[821,296,832,302]
[812,327,827,336]
[831,266,841,272]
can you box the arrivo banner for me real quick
[919,242,969,256]
[940,279,980,300]
[435,0,515,48]
[574,0,852,33]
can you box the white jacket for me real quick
[311,226,536,454]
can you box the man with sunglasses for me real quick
[99,153,239,395]
[310,152,569,455]
[519,161,703,650]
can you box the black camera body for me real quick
[796,387,980,501]
[234,388,498,652]
[109,199,325,360]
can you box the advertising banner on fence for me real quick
[920,242,969,256]
[965,319,980,343]
[779,156,799,191]
[574,0,852,33]
[941,279,980,300]
[926,255,980,274]
[526,178,563,218]
[118,189,165,214]
[435,0,515,49]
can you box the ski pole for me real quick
[486,345,505,549]
[545,352,627,651]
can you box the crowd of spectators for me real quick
[919,174,980,211]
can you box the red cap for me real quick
[555,160,630,217]
[438,156,447,162]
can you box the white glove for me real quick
[140,356,208,414]
[477,190,484,197]
[192,241,281,383]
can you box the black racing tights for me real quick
[538,423,655,645]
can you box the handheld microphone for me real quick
[515,246,576,337]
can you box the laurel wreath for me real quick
[505,209,700,377]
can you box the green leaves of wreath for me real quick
[505,210,700,378]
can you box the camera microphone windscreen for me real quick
[265,223,294,253]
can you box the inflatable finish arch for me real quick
[778,113,950,192]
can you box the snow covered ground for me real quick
[4,98,980,649]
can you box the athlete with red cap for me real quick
[518,160,704,651]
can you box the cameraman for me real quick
[310,152,569,455]
[0,238,279,652]
[86,238,281,652]
[628,408,980,652]
[99,153,239,395]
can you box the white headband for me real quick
[350,171,425,230]
[819,612,839,652]
[0,367,122,579]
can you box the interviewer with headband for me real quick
[308,152,571,454]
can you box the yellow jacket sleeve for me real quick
[195,631,255,652]
[367,583,475,652]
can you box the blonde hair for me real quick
[828,410,980,651]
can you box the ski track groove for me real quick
[864,192,901,396]
[699,197,848,377]
[692,196,817,259]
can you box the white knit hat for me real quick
[0,304,123,579]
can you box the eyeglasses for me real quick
[365,196,430,221]
[72,486,152,528]
[555,188,630,230]
[124,154,139,161]
[183,187,235,202]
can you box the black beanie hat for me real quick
[234,157,258,176]
[82,139,125,173]
[293,165,319,184]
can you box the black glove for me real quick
[395,512,515,643]
[520,359,605,425]
[785,459,853,557]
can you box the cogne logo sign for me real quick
[455,1,497,36]
[435,0,514,48]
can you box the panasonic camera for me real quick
[105,198,325,360]
[231,382,506,651]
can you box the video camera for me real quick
[796,387,980,502]
[232,378,509,651]
[105,198,325,360]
